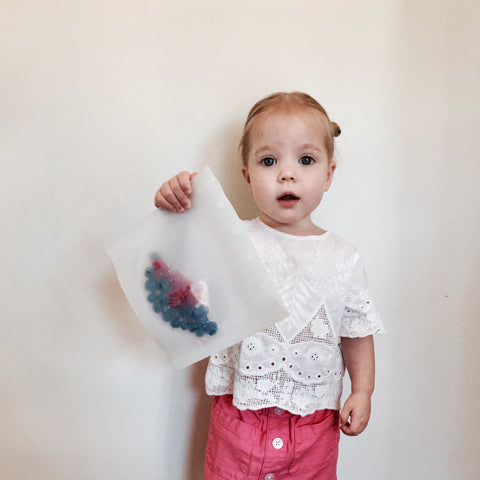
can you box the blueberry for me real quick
[145,279,157,291]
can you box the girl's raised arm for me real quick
[154,171,197,213]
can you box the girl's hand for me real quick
[154,171,197,213]
[339,392,371,436]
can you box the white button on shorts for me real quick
[264,474,275,480]
[272,437,284,449]
[273,407,285,415]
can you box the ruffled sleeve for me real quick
[339,255,385,338]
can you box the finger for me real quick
[154,181,179,211]
[154,171,196,212]
[340,417,355,436]
[154,181,185,212]
[154,189,177,212]
[339,411,356,436]
[341,413,368,436]
[158,181,187,212]
[176,171,195,196]
[339,405,351,428]
[169,176,192,211]
[341,422,364,436]
[341,424,356,436]
[339,404,355,435]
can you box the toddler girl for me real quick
[155,92,384,480]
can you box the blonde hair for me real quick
[239,91,341,165]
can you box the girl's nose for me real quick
[278,169,295,182]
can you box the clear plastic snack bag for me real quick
[107,166,288,368]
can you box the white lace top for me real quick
[205,218,385,416]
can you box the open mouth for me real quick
[277,193,300,208]
[278,193,299,201]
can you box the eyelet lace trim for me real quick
[340,288,384,337]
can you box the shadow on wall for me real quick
[185,359,212,480]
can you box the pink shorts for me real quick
[205,395,340,480]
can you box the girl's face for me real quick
[242,109,336,236]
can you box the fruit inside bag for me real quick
[107,166,288,368]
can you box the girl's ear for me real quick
[324,161,336,191]
[241,164,252,191]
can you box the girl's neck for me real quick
[258,214,326,237]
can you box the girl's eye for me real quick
[299,156,315,165]
[261,157,276,166]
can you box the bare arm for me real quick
[339,335,375,436]
[154,171,197,212]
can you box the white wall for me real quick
[1,1,479,479]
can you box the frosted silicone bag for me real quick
[107,166,288,369]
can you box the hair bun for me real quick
[331,122,341,137]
